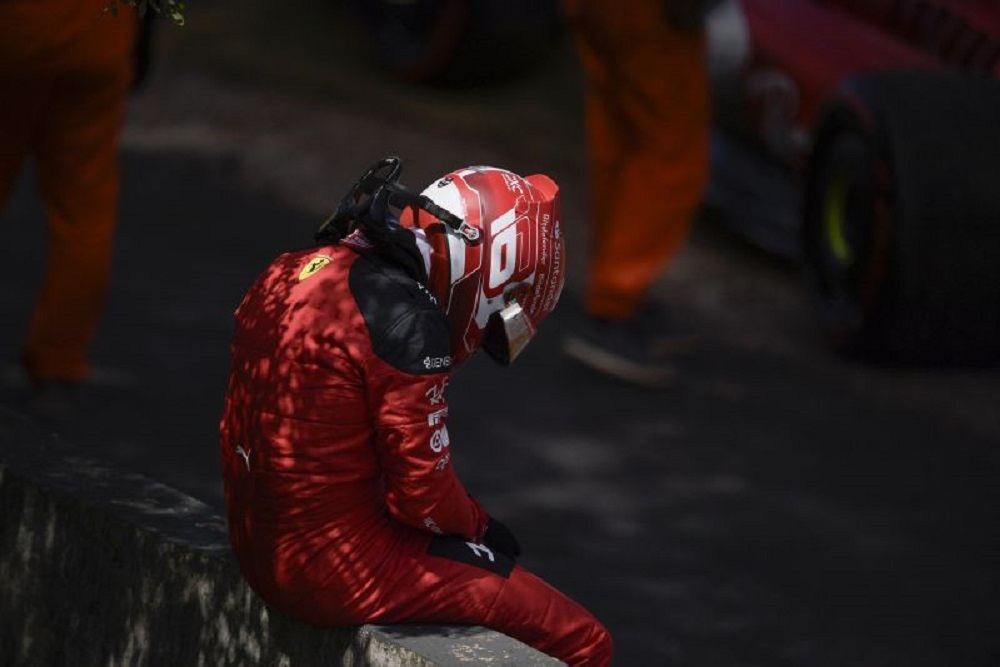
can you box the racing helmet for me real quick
[411,166,565,367]
[316,157,565,367]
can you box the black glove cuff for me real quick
[483,515,522,560]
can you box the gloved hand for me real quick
[483,515,522,560]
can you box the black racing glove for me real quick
[483,515,522,560]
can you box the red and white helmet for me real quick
[409,166,566,367]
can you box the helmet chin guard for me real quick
[481,300,537,366]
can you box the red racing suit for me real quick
[220,233,612,666]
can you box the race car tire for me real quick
[802,70,1000,363]
[352,0,560,86]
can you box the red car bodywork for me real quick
[734,0,1000,166]
[709,0,1000,256]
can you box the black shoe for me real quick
[562,304,695,388]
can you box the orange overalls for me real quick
[563,0,711,318]
[0,1,136,382]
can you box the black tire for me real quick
[352,0,560,86]
[802,70,1000,364]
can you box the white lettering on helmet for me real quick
[542,218,564,312]
[501,171,524,195]
[489,207,517,236]
[488,208,519,290]
[540,213,550,260]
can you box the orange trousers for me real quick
[564,0,711,318]
[0,1,136,382]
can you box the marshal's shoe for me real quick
[562,304,696,389]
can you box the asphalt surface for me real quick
[2,6,1000,665]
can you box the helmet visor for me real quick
[481,300,537,366]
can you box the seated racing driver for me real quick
[220,158,612,665]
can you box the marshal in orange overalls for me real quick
[0,1,137,383]
[563,0,711,318]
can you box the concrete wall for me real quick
[0,408,562,666]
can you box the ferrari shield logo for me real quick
[298,255,331,281]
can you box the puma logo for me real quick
[235,445,251,471]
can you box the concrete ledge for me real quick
[0,408,562,666]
